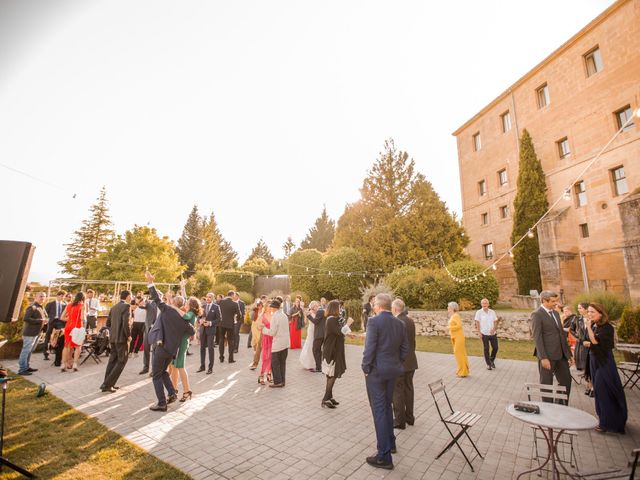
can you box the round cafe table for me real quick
[507,401,597,479]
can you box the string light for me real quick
[527,229,535,239]
[491,264,497,271]
[508,250,514,258]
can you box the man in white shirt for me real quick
[85,289,101,333]
[260,298,290,387]
[474,298,499,370]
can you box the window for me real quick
[499,205,510,218]
[483,243,494,260]
[478,179,487,196]
[481,212,489,225]
[579,223,589,238]
[615,105,635,132]
[557,137,570,158]
[574,181,587,207]
[536,83,550,108]
[501,111,511,133]
[611,166,629,196]
[473,132,481,151]
[498,169,508,186]
[584,46,603,77]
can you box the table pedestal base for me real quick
[517,428,580,480]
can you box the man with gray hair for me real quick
[391,299,418,430]
[531,290,573,404]
[474,298,499,370]
[362,293,409,470]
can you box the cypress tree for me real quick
[247,238,274,264]
[511,129,549,295]
[176,205,204,275]
[59,186,115,278]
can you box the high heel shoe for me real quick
[179,391,192,402]
[258,375,265,385]
[266,372,273,383]
[329,398,339,406]
[321,400,336,409]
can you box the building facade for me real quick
[453,0,639,302]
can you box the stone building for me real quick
[453,0,640,302]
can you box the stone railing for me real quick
[408,310,533,341]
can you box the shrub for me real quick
[618,306,640,343]
[571,290,630,321]
[187,268,216,298]
[216,270,255,293]
[237,291,254,307]
[447,260,499,309]
[241,258,270,275]
[386,266,419,291]
[288,249,323,300]
[458,298,475,311]
[0,293,30,342]
[318,247,365,300]
[344,299,364,331]
[360,281,394,304]
[210,282,237,296]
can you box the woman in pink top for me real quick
[61,291,86,372]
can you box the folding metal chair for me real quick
[577,448,639,480]
[428,378,483,472]
[524,383,578,474]
[618,357,640,391]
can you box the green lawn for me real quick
[0,374,191,480]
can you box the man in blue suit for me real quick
[361,293,408,470]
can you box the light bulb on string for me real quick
[509,250,514,258]
[492,264,497,271]
[482,272,487,277]
[527,229,535,238]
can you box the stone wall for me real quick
[408,310,532,341]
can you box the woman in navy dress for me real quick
[584,303,627,434]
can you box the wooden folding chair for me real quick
[618,357,640,391]
[428,379,483,472]
[524,383,578,474]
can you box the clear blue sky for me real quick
[0,0,614,283]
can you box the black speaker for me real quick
[0,241,35,323]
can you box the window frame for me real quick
[472,132,482,151]
[579,223,590,238]
[574,180,587,207]
[583,46,603,77]
[478,179,487,197]
[611,166,629,196]
[536,83,550,109]
[498,168,508,186]
[483,243,494,260]
[481,212,489,226]
[499,205,510,219]
[615,105,635,132]
[557,137,570,159]
[501,111,511,133]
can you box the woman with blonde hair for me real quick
[448,302,469,377]
[169,282,200,402]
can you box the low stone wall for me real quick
[408,310,533,341]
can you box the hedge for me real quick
[216,270,255,293]
[288,249,323,300]
[318,247,365,300]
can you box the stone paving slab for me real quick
[7,335,639,479]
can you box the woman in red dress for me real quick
[288,295,303,350]
[61,291,85,372]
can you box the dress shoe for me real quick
[206,368,213,374]
[18,371,32,376]
[366,456,393,470]
[269,383,284,388]
[407,420,415,426]
[487,365,493,370]
[321,400,336,409]
[139,368,149,375]
[43,354,50,361]
[113,386,120,389]
[391,447,397,454]
[149,403,167,412]
[101,386,117,393]
[394,424,406,430]
[228,360,236,364]
[219,357,224,363]
[167,394,178,404]
[491,361,496,369]
[196,366,205,373]
[27,367,38,372]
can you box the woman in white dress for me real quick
[299,301,316,371]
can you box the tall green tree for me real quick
[247,238,274,263]
[85,226,184,283]
[200,212,238,270]
[176,205,204,275]
[511,129,548,295]
[333,139,467,272]
[282,236,296,258]
[59,186,115,278]
[300,207,335,252]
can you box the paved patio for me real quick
[8,337,639,479]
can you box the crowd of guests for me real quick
[17,281,630,469]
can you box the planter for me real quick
[0,340,23,360]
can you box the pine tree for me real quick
[247,238,274,263]
[511,129,549,295]
[300,206,335,252]
[333,139,467,272]
[200,212,239,270]
[176,205,204,276]
[282,236,296,258]
[58,186,115,278]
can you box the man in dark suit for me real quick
[137,296,158,375]
[198,292,220,374]
[146,271,196,411]
[18,292,48,376]
[307,301,326,372]
[100,290,132,393]
[218,291,242,363]
[43,290,66,363]
[391,299,418,430]
[531,290,574,404]
[362,293,408,470]
[233,292,246,354]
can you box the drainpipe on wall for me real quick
[580,252,589,292]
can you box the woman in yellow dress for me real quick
[448,302,469,377]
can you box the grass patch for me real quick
[0,374,191,480]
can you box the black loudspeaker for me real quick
[0,241,35,323]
